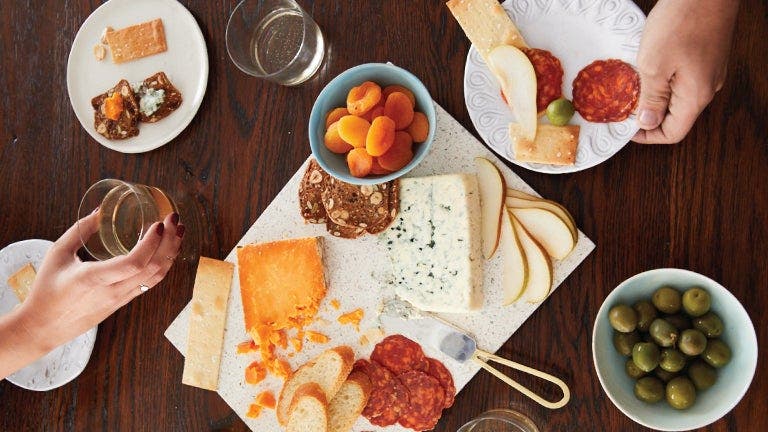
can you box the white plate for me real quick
[0,240,97,391]
[67,0,209,154]
[464,0,645,173]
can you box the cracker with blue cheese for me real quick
[134,72,183,123]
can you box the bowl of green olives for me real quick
[592,269,757,431]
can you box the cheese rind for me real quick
[384,174,483,313]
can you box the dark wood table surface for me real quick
[1,0,765,430]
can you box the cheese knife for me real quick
[379,303,570,409]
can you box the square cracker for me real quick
[106,18,167,64]
[181,257,234,391]
[7,263,36,303]
[510,123,580,166]
[446,0,528,61]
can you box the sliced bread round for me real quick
[328,371,372,432]
[286,382,328,432]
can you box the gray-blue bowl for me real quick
[592,268,757,431]
[308,63,436,185]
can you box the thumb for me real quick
[54,208,101,255]
[636,70,672,130]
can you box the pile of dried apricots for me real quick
[324,81,430,178]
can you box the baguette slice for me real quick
[286,382,329,432]
[277,346,355,424]
[328,371,372,432]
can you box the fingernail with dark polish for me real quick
[156,223,165,236]
[170,213,180,225]
[176,224,185,238]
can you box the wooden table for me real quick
[1,1,765,430]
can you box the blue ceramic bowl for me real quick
[308,63,436,185]
[592,269,758,431]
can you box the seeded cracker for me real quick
[105,18,167,64]
[91,79,140,140]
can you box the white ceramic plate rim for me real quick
[0,239,98,391]
[591,268,758,431]
[463,0,645,173]
[66,0,209,154]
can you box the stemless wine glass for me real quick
[226,0,325,85]
[457,409,540,432]
[78,179,178,260]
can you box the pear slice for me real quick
[510,207,576,260]
[486,45,537,141]
[500,208,527,304]
[475,157,506,259]
[506,196,577,242]
[506,188,538,201]
[511,215,552,303]
[506,188,579,240]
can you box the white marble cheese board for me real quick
[165,103,594,431]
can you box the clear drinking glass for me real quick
[78,179,178,261]
[226,0,325,85]
[457,409,540,432]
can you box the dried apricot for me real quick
[370,158,393,175]
[407,111,429,143]
[346,148,373,178]
[383,85,416,108]
[384,92,415,130]
[365,116,396,157]
[325,107,349,128]
[362,105,385,122]
[324,122,353,154]
[337,115,371,148]
[378,131,413,171]
[347,81,382,116]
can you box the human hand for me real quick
[632,0,739,144]
[17,210,184,355]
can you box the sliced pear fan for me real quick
[509,207,575,260]
[511,214,552,303]
[475,157,506,259]
[500,208,527,304]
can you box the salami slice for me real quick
[368,377,409,427]
[371,335,427,375]
[523,48,564,113]
[572,59,640,123]
[397,370,446,431]
[359,360,409,425]
[420,357,455,409]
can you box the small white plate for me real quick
[67,0,209,154]
[0,239,98,391]
[464,0,645,174]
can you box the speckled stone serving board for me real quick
[165,103,595,432]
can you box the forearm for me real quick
[0,304,51,380]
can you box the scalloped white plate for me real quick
[67,0,209,154]
[0,240,97,391]
[464,0,645,173]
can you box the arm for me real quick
[633,0,740,144]
[0,211,184,380]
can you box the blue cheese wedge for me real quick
[383,174,483,313]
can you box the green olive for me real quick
[663,314,692,331]
[688,360,718,390]
[625,359,647,379]
[682,286,711,317]
[609,304,638,333]
[633,300,658,332]
[659,348,686,373]
[649,318,679,348]
[678,329,708,356]
[545,98,575,126]
[666,376,697,409]
[655,367,677,383]
[702,339,732,368]
[613,331,641,356]
[692,312,724,337]
[634,377,665,403]
[632,342,661,372]
[652,286,682,314]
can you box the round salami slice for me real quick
[523,48,564,113]
[572,59,640,123]
[371,334,427,375]
[420,357,455,409]
[368,378,409,427]
[360,361,398,419]
[397,370,446,431]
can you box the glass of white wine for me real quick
[78,179,178,260]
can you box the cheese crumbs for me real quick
[337,308,364,331]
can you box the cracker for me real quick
[509,123,580,166]
[106,18,167,64]
[181,257,234,391]
[7,263,36,303]
[447,0,528,62]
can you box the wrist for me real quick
[14,300,57,355]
